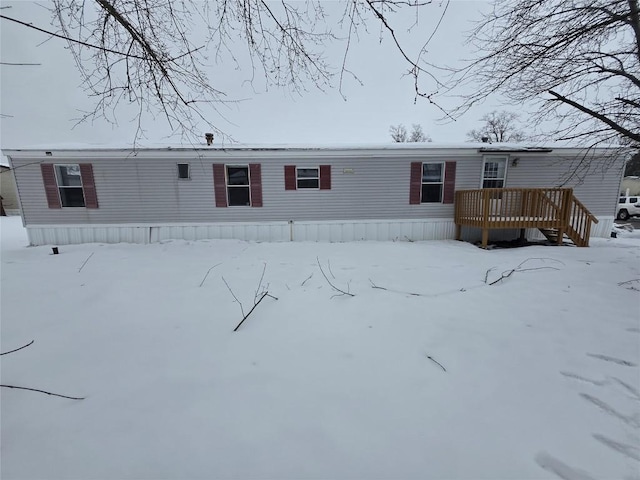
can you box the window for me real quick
[55,164,85,207]
[297,167,319,189]
[226,165,250,206]
[284,165,331,190]
[177,163,190,179]
[421,163,444,203]
[410,161,456,205]
[481,156,507,188]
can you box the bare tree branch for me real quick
[317,257,354,297]
[448,0,640,150]
[0,340,34,356]
[1,384,85,400]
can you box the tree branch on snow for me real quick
[317,257,354,298]
[1,384,85,400]
[0,340,34,356]
[199,263,222,287]
[254,262,267,304]
[425,354,446,372]
[78,252,94,273]
[487,258,564,286]
[369,279,427,297]
[301,273,313,286]
[484,267,495,284]
[222,276,245,317]
[618,279,640,291]
[223,265,278,331]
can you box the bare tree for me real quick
[390,123,432,142]
[451,0,640,149]
[1,0,449,142]
[408,123,432,142]
[390,124,408,142]
[466,110,526,143]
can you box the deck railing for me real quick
[454,188,598,247]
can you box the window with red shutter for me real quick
[409,162,422,204]
[319,165,331,190]
[79,164,99,208]
[41,164,61,209]
[42,163,99,208]
[411,161,456,204]
[249,164,263,207]
[213,164,228,207]
[284,165,297,190]
[443,161,456,204]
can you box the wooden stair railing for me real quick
[455,188,599,247]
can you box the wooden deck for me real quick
[454,188,599,248]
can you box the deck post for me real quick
[455,224,462,241]
[481,229,489,249]
[519,229,526,241]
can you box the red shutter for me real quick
[79,163,99,208]
[213,164,227,207]
[40,164,61,209]
[409,162,422,204]
[284,165,297,190]
[319,165,331,190]
[249,163,263,207]
[443,161,457,204]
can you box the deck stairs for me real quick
[539,228,575,246]
[455,187,599,248]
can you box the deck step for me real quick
[539,228,575,246]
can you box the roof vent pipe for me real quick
[205,133,214,146]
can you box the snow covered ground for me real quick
[1,216,639,480]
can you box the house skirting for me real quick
[25,217,614,246]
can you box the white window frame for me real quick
[177,163,190,180]
[296,166,320,189]
[421,162,445,203]
[54,164,85,207]
[225,164,252,206]
[481,155,508,189]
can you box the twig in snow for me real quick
[222,276,245,317]
[233,291,278,332]
[618,279,640,291]
[0,340,34,356]
[484,267,495,284]
[327,259,336,279]
[1,384,85,400]
[199,263,222,287]
[426,355,446,372]
[301,273,313,286]
[488,258,563,286]
[317,257,355,297]
[78,252,94,273]
[254,262,267,303]
[369,279,429,297]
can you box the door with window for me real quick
[481,156,508,215]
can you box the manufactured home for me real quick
[3,143,624,247]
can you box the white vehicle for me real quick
[617,196,640,220]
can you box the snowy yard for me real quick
[1,216,639,480]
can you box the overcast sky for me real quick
[0,0,506,149]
